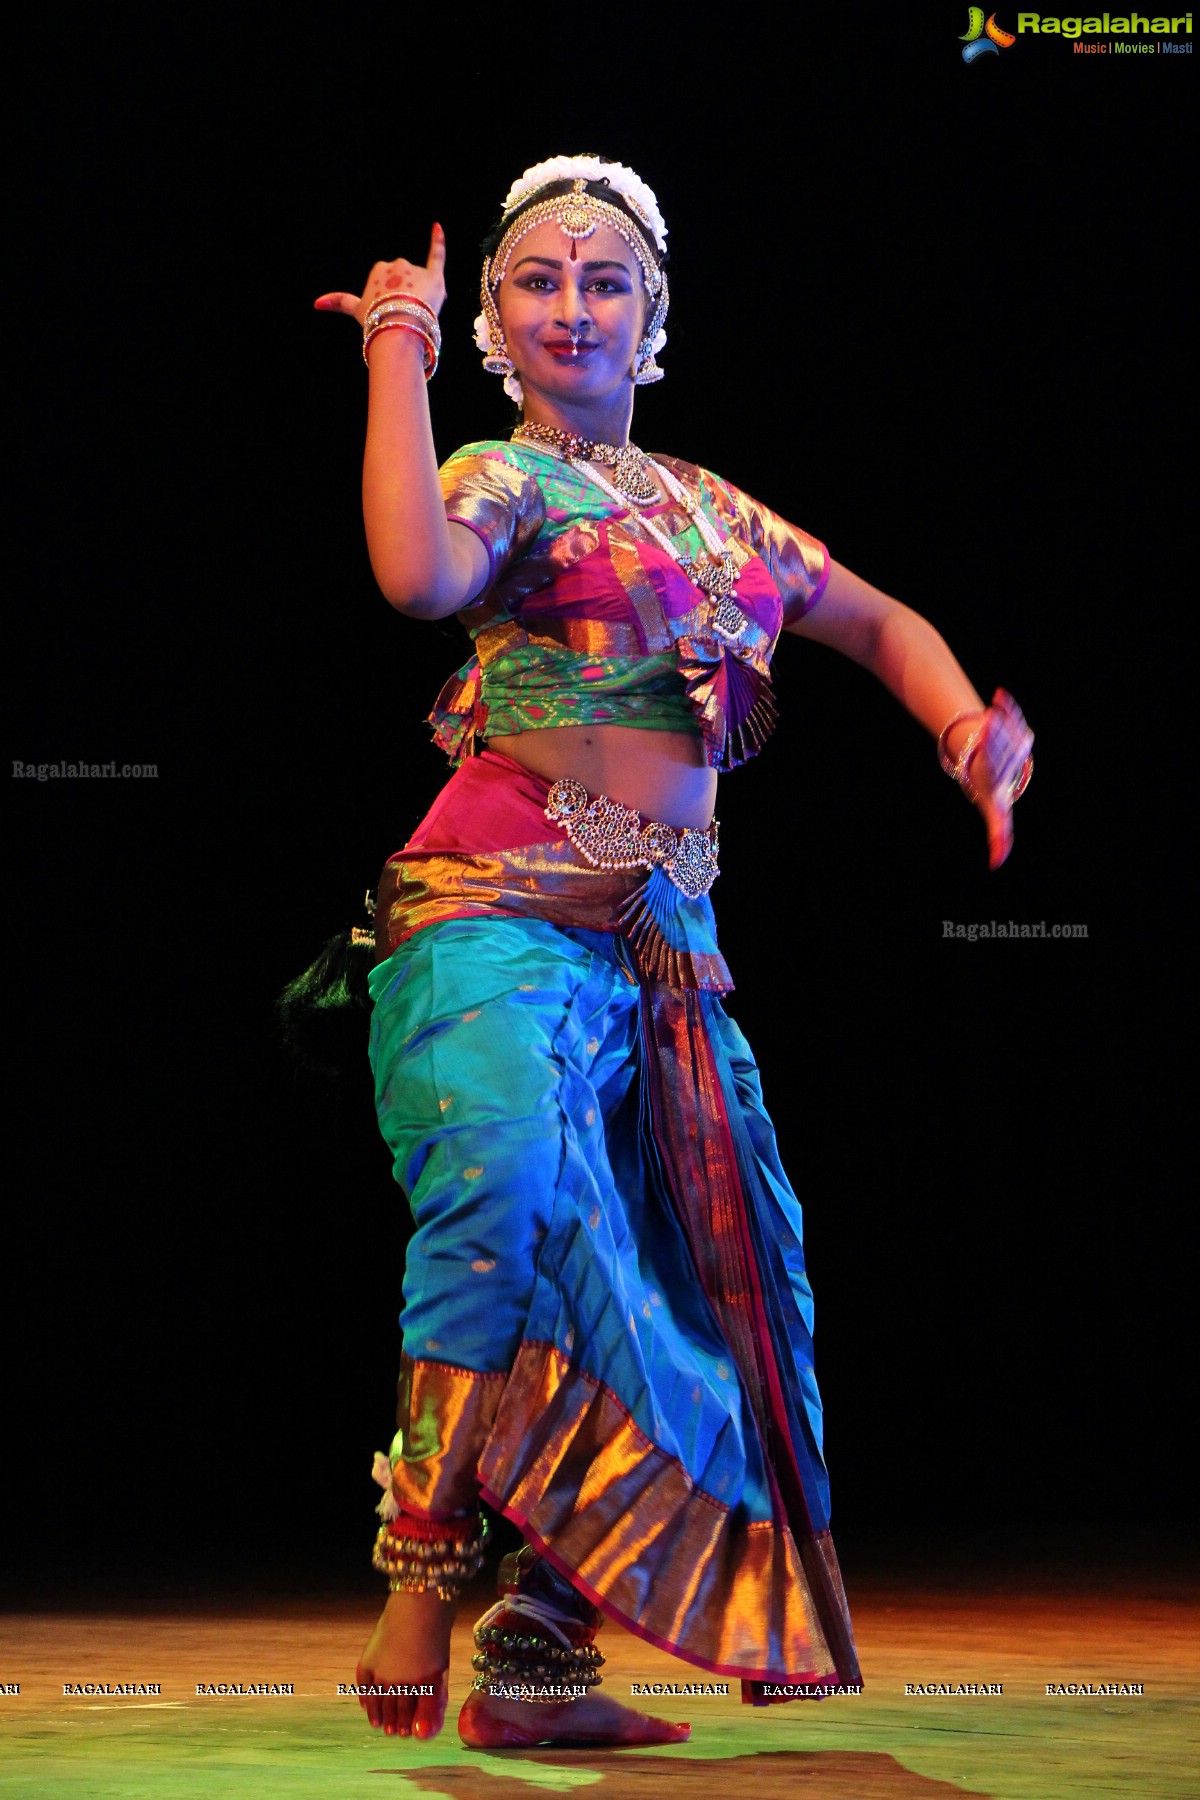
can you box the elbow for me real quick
[378,578,430,617]
[866,599,935,676]
[376,574,424,616]
[372,561,457,619]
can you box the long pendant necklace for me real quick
[514,427,752,647]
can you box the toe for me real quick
[382,1691,415,1737]
[357,1666,382,1730]
[412,1672,449,1740]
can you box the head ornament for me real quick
[474,154,669,405]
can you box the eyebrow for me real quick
[511,256,632,274]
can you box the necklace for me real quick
[511,421,660,506]
[546,443,752,647]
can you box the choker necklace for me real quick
[511,421,660,506]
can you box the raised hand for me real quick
[315,223,447,329]
[970,687,1035,871]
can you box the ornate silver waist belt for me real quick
[544,777,720,901]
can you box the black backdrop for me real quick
[8,10,1191,1600]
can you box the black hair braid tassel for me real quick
[274,891,376,1080]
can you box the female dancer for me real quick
[314,154,1033,1751]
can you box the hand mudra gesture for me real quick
[314,223,447,328]
[972,687,1035,871]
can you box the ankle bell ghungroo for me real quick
[372,1509,489,1602]
[470,1547,604,1703]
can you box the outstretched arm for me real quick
[786,558,1033,869]
[315,226,489,617]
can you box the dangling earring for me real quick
[473,317,523,405]
[474,306,513,379]
[475,261,524,405]
[633,274,669,386]
[633,337,665,386]
[486,341,523,402]
[481,336,514,379]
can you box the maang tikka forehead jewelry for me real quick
[473,156,670,405]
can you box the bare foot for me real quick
[355,1588,457,1739]
[459,1684,691,1749]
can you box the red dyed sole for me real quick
[458,1689,691,1749]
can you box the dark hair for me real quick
[481,170,668,273]
[275,927,373,1081]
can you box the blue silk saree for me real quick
[367,751,860,1702]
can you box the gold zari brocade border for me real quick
[387,1354,506,1517]
[374,840,733,994]
[475,613,650,664]
[476,1341,845,1685]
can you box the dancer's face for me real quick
[496,220,647,409]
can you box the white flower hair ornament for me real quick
[473,154,670,408]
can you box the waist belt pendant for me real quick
[545,777,719,901]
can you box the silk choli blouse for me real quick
[429,439,830,772]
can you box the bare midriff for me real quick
[487,724,717,830]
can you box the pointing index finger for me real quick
[427,222,446,270]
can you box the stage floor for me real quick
[1,1576,1195,1799]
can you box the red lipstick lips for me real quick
[544,339,598,361]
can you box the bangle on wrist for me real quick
[937,712,983,803]
[363,317,439,378]
[363,294,441,368]
[950,729,982,803]
[936,711,984,775]
[364,290,438,329]
[364,300,441,342]
[362,290,442,378]
[937,709,1034,806]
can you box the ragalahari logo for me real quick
[960,8,1017,58]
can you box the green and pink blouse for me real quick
[430,439,829,771]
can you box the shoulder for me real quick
[439,438,571,503]
[438,440,549,574]
[438,439,547,509]
[439,438,525,475]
